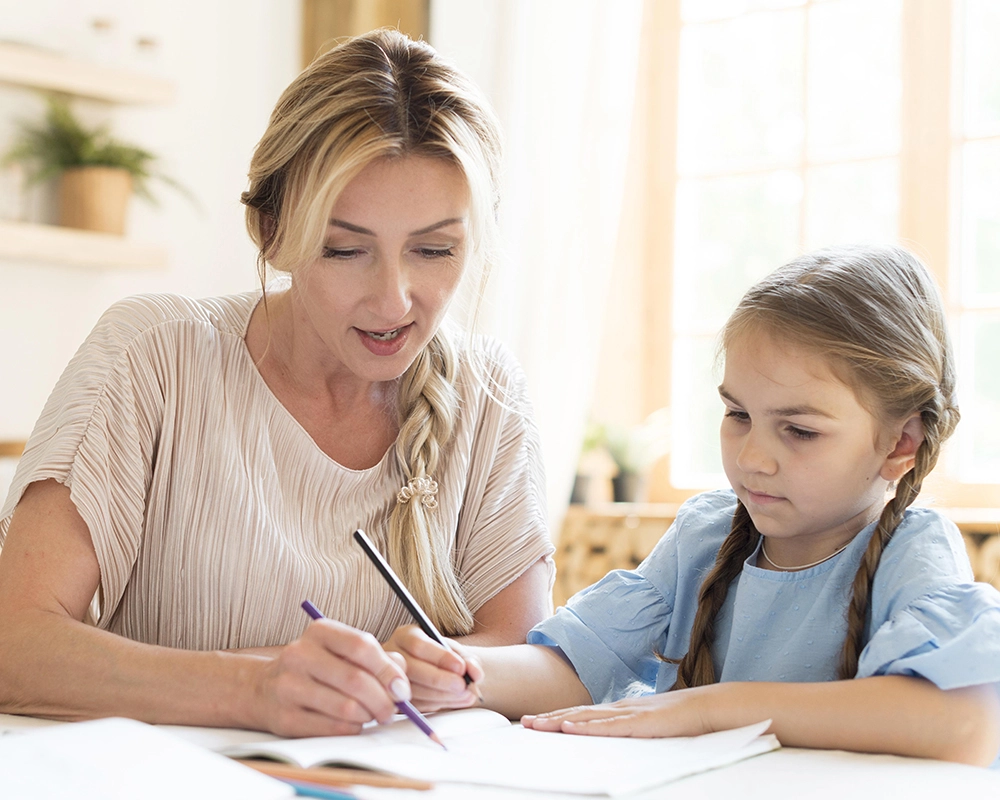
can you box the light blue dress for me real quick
[531,490,1000,760]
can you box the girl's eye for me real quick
[787,425,819,441]
[322,247,364,259]
[724,409,750,423]
[416,247,455,259]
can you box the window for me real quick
[629,0,999,507]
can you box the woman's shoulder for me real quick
[96,292,257,341]
[454,331,532,410]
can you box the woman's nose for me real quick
[736,429,777,475]
[370,259,412,322]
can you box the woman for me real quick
[0,29,553,736]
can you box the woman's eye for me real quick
[787,425,819,441]
[416,247,455,259]
[724,409,750,423]
[322,247,364,259]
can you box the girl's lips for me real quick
[746,489,784,505]
[357,323,412,356]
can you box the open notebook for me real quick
[167,708,779,797]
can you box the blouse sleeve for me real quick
[528,568,673,704]
[452,339,555,613]
[857,508,1000,690]
[857,583,1000,690]
[0,296,166,625]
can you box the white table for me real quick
[3,713,998,799]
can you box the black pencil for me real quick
[353,529,482,698]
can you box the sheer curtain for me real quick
[431,1,644,529]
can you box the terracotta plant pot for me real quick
[57,166,132,235]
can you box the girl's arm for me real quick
[0,479,411,735]
[523,676,1000,767]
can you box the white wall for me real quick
[0,0,301,440]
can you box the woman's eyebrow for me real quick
[327,217,466,236]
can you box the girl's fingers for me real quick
[561,715,641,737]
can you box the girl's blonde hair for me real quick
[241,29,503,635]
[671,244,960,689]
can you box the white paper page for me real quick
[368,719,778,796]
[222,713,776,796]
[219,706,511,768]
[0,717,294,800]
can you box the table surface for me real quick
[3,713,998,799]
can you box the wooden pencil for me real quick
[236,759,434,791]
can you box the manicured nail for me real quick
[389,677,411,702]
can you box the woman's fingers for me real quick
[262,618,412,735]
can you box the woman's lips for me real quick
[357,323,412,356]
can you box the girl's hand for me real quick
[521,688,713,738]
[255,618,412,737]
[384,624,483,712]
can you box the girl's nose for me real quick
[736,429,777,475]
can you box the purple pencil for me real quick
[301,599,447,750]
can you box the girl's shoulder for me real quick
[880,506,973,582]
[639,489,738,570]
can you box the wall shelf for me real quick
[0,40,174,105]
[0,220,167,270]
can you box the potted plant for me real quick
[604,408,671,503]
[2,95,187,235]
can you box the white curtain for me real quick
[431,0,644,530]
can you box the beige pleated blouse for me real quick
[0,292,553,648]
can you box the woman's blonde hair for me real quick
[242,29,504,634]
[671,244,960,689]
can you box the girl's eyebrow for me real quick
[328,217,466,236]
[718,385,834,419]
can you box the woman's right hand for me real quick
[383,624,483,712]
[254,618,412,737]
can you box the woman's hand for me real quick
[521,688,713,738]
[384,624,483,712]
[254,618,412,737]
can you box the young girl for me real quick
[396,244,1000,766]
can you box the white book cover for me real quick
[0,716,293,800]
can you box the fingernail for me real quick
[389,677,411,702]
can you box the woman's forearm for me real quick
[0,608,268,727]
[704,676,1000,766]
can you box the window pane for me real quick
[671,335,724,486]
[681,0,805,24]
[678,10,804,172]
[957,139,1000,302]
[674,172,801,333]
[804,158,899,250]
[958,313,1000,481]
[807,0,902,161]
[962,0,1000,135]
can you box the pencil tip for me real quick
[431,734,447,751]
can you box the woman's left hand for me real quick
[521,688,714,738]
[384,624,484,712]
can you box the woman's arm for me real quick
[522,676,1000,767]
[0,479,411,735]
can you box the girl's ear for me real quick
[880,414,925,482]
